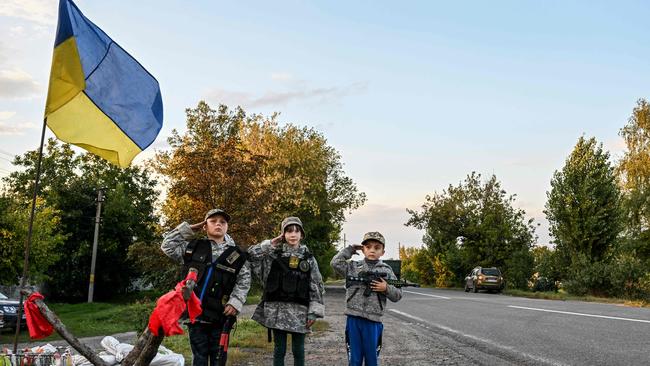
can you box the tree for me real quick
[3,139,160,301]
[406,172,536,288]
[545,136,622,272]
[617,99,650,260]
[152,101,365,281]
[0,195,67,285]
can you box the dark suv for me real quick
[0,291,26,331]
[464,267,505,293]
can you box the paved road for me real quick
[387,288,650,366]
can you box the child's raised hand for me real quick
[371,278,388,293]
[189,220,205,232]
[352,244,363,254]
[270,234,284,246]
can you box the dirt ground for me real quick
[235,286,478,366]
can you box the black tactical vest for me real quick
[263,248,313,306]
[182,239,247,323]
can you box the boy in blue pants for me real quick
[330,232,402,366]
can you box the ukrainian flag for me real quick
[45,0,163,167]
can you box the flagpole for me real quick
[13,118,48,353]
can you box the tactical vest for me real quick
[263,248,313,306]
[182,239,247,323]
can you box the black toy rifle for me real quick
[216,315,236,366]
[346,271,420,296]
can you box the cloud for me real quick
[0,120,37,135]
[270,72,294,82]
[205,81,368,108]
[0,68,41,98]
[0,0,58,26]
[0,111,17,120]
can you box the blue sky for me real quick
[1,1,648,258]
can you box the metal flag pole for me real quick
[13,118,48,353]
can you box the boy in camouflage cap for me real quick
[248,216,325,366]
[330,231,402,366]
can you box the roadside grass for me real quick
[503,288,650,307]
[0,300,154,344]
[162,319,330,364]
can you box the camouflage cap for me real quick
[204,208,231,222]
[281,216,305,237]
[361,231,385,246]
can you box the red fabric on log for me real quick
[24,292,54,340]
[148,272,202,336]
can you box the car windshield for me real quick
[482,268,500,276]
[0,292,8,300]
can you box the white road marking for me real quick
[403,290,450,299]
[388,309,568,366]
[508,305,650,324]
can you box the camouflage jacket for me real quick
[161,222,251,314]
[330,245,402,323]
[248,240,325,334]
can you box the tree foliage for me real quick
[152,101,365,280]
[545,136,622,270]
[406,172,536,288]
[617,99,650,260]
[2,139,159,301]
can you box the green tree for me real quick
[617,99,650,260]
[3,139,159,301]
[544,136,622,278]
[0,195,67,285]
[407,172,536,288]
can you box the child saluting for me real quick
[248,217,325,366]
[330,232,402,366]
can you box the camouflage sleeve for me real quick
[226,260,251,313]
[160,222,195,263]
[247,240,275,282]
[330,245,356,277]
[384,267,402,303]
[308,257,325,318]
[247,240,275,260]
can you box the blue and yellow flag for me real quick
[45,0,163,167]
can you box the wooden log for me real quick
[121,268,198,366]
[20,287,110,366]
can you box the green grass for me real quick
[504,288,650,307]
[0,299,154,344]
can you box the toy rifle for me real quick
[216,315,236,366]
[346,271,420,296]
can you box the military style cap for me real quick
[204,208,231,222]
[361,231,385,246]
[281,216,305,237]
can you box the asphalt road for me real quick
[386,288,650,366]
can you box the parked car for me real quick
[0,291,27,331]
[464,267,505,293]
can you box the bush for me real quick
[504,249,534,290]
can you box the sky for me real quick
[1,0,648,259]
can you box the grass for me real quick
[0,300,154,344]
[503,288,650,307]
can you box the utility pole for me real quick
[88,188,105,303]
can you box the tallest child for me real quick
[161,209,251,366]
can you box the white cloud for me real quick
[270,72,294,82]
[0,111,16,120]
[0,0,58,26]
[205,81,368,109]
[0,68,41,98]
[0,120,37,135]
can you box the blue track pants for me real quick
[345,315,383,366]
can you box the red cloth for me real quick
[24,292,54,340]
[148,272,202,336]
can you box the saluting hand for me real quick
[270,234,284,247]
[352,244,363,255]
[190,220,205,232]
